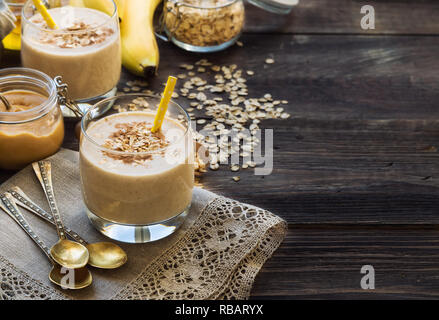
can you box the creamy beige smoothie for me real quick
[80,112,194,225]
[21,6,121,100]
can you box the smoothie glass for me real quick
[20,0,121,104]
[80,94,194,243]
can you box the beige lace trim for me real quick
[113,196,287,300]
[0,255,67,300]
[0,196,286,300]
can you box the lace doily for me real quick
[0,255,67,300]
[113,196,287,300]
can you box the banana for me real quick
[117,0,161,77]
[81,0,115,16]
[69,0,85,7]
[71,0,122,18]
[69,0,86,5]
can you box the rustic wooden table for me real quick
[2,0,439,299]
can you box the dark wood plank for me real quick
[65,118,439,225]
[59,114,439,226]
[245,0,439,35]
[6,33,439,120]
[149,35,439,224]
[251,226,439,299]
[155,34,439,120]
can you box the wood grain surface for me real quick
[1,0,439,299]
[244,0,439,35]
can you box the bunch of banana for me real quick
[74,0,161,77]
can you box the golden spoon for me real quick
[32,161,89,269]
[0,193,92,289]
[9,186,127,269]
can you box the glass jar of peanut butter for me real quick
[0,67,64,170]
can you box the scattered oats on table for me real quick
[265,58,275,64]
[122,57,291,179]
[231,164,240,172]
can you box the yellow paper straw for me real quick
[32,0,58,29]
[151,76,177,133]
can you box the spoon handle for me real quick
[0,193,54,263]
[0,93,12,111]
[9,187,88,246]
[32,161,67,240]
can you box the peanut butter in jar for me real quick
[0,68,64,170]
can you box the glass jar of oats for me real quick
[161,0,299,53]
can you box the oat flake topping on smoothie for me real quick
[33,19,114,48]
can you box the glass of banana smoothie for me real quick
[20,0,121,102]
[80,94,194,243]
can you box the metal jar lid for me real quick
[246,0,299,15]
[54,76,83,117]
